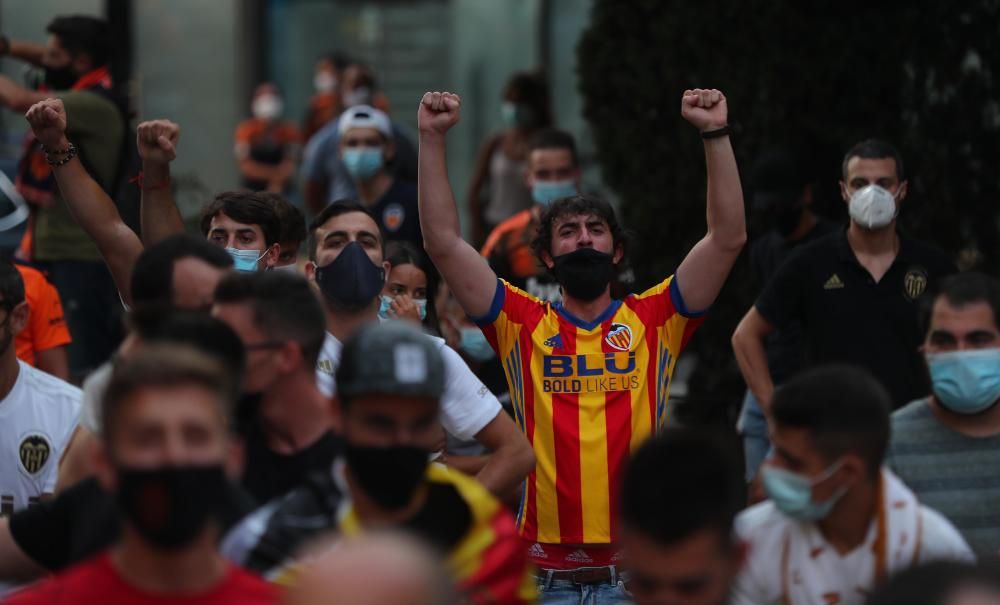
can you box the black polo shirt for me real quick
[755,229,956,407]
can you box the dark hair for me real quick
[622,428,742,547]
[200,191,283,247]
[528,129,579,167]
[102,346,235,442]
[345,62,377,90]
[841,139,905,182]
[865,562,1000,605]
[46,15,110,68]
[751,148,810,203]
[126,306,246,387]
[0,260,25,308]
[308,200,382,261]
[771,364,890,475]
[920,272,1000,336]
[503,71,553,129]
[320,51,352,72]
[130,234,233,307]
[213,271,326,368]
[385,241,441,336]
[256,192,306,247]
[532,195,629,265]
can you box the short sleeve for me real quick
[472,280,547,359]
[626,275,706,355]
[27,278,71,353]
[918,506,976,564]
[438,342,502,440]
[754,251,806,329]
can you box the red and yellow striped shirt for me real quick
[476,277,703,546]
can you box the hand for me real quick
[680,88,728,132]
[389,294,422,325]
[136,119,180,164]
[418,91,461,135]
[24,98,68,150]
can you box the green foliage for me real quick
[577,1,1000,423]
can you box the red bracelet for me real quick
[129,171,170,191]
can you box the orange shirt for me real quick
[14,264,71,366]
[480,209,540,280]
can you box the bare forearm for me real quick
[732,319,775,410]
[140,161,184,246]
[34,347,69,381]
[5,39,46,66]
[475,446,534,498]
[704,135,747,251]
[418,133,464,254]
[0,75,47,112]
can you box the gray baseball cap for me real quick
[336,321,445,401]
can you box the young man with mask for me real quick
[1,16,125,382]
[234,82,301,193]
[201,191,283,273]
[301,63,417,215]
[338,105,422,249]
[733,139,956,410]
[619,429,745,605]
[887,272,1000,559]
[303,52,349,143]
[4,347,277,604]
[737,149,837,483]
[213,271,339,504]
[224,321,535,604]
[417,89,745,601]
[481,128,581,303]
[306,201,534,498]
[733,365,972,605]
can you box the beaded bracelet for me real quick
[45,143,77,167]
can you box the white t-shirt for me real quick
[0,361,81,515]
[731,501,974,605]
[316,331,501,441]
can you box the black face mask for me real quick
[772,203,805,238]
[314,241,385,311]
[552,248,616,302]
[115,465,227,550]
[345,444,428,511]
[43,64,77,91]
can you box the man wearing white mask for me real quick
[732,139,955,411]
[887,272,1000,560]
[733,365,973,605]
[234,82,302,193]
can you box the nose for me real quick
[577,230,593,248]
[162,431,187,466]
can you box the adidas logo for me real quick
[565,549,593,564]
[544,333,563,349]
[823,274,845,290]
[528,543,548,559]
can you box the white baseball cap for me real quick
[338,105,392,139]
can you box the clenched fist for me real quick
[137,120,180,164]
[24,98,69,150]
[418,91,461,135]
[681,89,728,132]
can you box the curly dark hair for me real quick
[531,195,629,267]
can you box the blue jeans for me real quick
[736,389,771,482]
[537,568,631,605]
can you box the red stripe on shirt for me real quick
[552,326,583,542]
[602,316,631,541]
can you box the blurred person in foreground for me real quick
[224,321,535,604]
[4,347,278,605]
[865,562,1000,605]
[887,272,1000,559]
[732,365,973,605]
[234,83,301,193]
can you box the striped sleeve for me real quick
[627,275,706,352]
[472,279,547,358]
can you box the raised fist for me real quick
[24,98,68,150]
[680,89,728,132]
[137,119,180,164]
[418,91,461,135]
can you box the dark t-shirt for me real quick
[9,478,255,573]
[755,229,956,407]
[369,179,422,249]
[749,218,838,382]
[240,426,342,505]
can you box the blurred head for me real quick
[526,129,580,208]
[288,532,456,605]
[839,139,908,230]
[255,193,306,267]
[866,562,1000,605]
[764,365,890,521]
[314,52,350,94]
[212,271,326,395]
[130,234,234,310]
[251,82,284,121]
[342,63,377,108]
[750,148,813,239]
[0,262,28,360]
[43,15,109,87]
[307,202,389,313]
[380,242,439,332]
[335,322,444,510]
[201,191,282,271]
[338,106,394,182]
[501,71,552,130]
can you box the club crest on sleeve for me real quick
[605,323,633,351]
[19,434,51,475]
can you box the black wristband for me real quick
[701,125,731,140]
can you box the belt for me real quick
[543,566,618,585]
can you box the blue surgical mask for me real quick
[378,295,428,321]
[343,147,384,180]
[760,459,847,522]
[532,179,577,207]
[927,349,1000,415]
[226,247,266,273]
[460,327,495,362]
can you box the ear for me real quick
[276,340,302,374]
[305,260,318,283]
[263,243,281,269]
[92,439,117,493]
[225,437,244,481]
[10,301,29,336]
[612,243,625,265]
[839,453,867,487]
[541,249,554,270]
[839,180,850,203]
[896,180,909,202]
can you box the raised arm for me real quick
[0,75,50,112]
[674,89,747,312]
[137,120,185,246]
[417,92,499,318]
[25,99,142,305]
[0,36,46,67]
